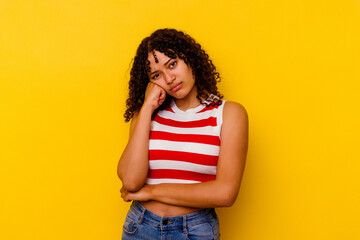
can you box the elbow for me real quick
[122,181,144,192]
[117,165,147,191]
[120,176,146,192]
[117,167,122,180]
[217,188,238,207]
[221,195,237,207]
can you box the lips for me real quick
[170,82,182,92]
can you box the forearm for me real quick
[123,179,240,208]
[118,105,153,191]
[151,181,238,208]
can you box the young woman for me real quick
[118,28,248,240]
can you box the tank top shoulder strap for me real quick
[215,100,226,138]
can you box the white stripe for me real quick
[149,160,217,175]
[147,178,201,185]
[151,121,218,136]
[216,100,226,140]
[159,109,217,122]
[149,140,220,156]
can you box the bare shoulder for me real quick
[220,101,248,153]
[222,101,248,123]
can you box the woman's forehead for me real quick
[148,51,175,64]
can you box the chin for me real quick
[167,90,184,99]
[172,93,188,100]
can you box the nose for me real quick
[164,71,175,84]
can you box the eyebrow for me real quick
[150,58,173,75]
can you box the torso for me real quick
[143,100,225,216]
[140,200,202,217]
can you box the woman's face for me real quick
[147,50,197,100]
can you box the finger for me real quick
[149,81,164,92]
[121,188,128,198]
[148,80,157,86]
[159,96,166,106]
[158,90,165,105]
[121,192,131,202]
[159,88,166,100]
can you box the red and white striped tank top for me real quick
[147,100,226,185]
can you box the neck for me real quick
[174,88,202,111]
[174,98,200,111]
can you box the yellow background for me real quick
[1,0,359,239]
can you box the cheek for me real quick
[187,73,196,86]
[184,68,195,82]
[149,79,168,90]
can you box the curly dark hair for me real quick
[124,28,223,122]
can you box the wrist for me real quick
[146,184,155,200]
[141,102,156,115]
[139,104,154,119]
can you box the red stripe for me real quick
[154,115,217,128]
[150,131,220,146]
[148,169,216,182]
[196,104,219,113]
[149,150,218,166]
[163,107,175,113]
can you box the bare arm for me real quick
[121,101,248,207]
[117,83,166,191]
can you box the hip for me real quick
[122,201,220,240]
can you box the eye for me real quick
[152,73,160,79]
[169,61,177,68]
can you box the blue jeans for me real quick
[122,201,220,240]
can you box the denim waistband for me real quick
[129,201,216,230]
